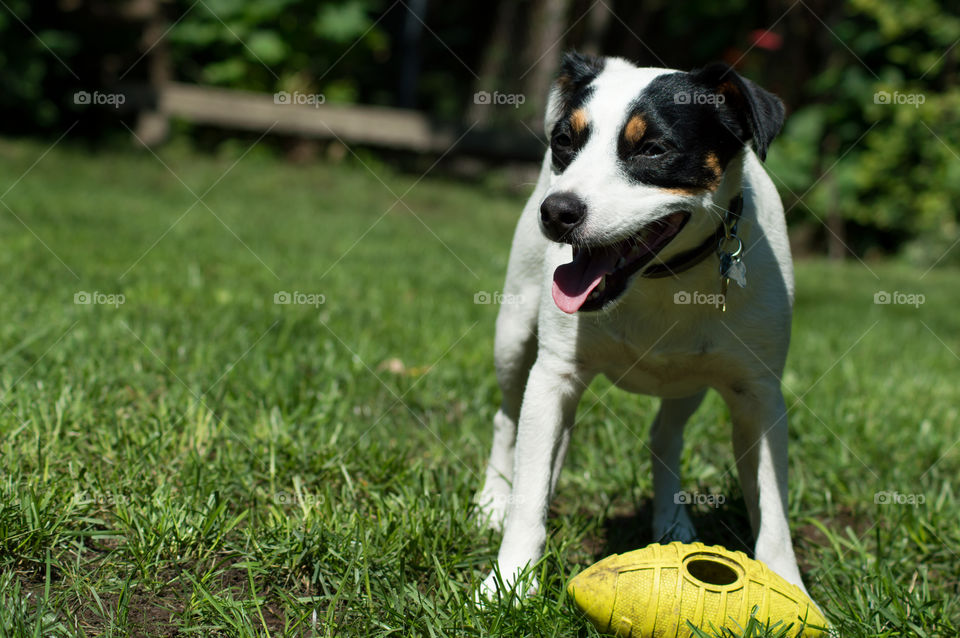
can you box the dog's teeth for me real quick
[597,278,606,293]
[615,257,626,269]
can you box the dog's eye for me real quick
[552,133,573,149]
[638,141,668,158]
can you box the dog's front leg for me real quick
[726,379,808,596]
[479,356,587,599]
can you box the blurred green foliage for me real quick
[0,1,81,129]
[765,0,960,263]
[165,0,485,112]
[168,0,392,104]
[0,0,957,260]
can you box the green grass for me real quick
[0,135,958,636]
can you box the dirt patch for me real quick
[11,556,296,636]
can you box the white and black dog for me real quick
[477,53,811,599]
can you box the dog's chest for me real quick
[585,324,730,398]
[601,351,717,398]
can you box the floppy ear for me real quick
[544,51,606,137]
[690,62,785,161]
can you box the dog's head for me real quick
[541,53,784,314]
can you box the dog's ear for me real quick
[690,62,784,161]
[544,51,606,137]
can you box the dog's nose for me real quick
[540,192,586,242]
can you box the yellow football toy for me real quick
[567,542,827,636]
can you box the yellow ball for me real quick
[567,542,827,636]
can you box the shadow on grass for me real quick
[596,496,755,559]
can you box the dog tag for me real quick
[726,260,747,288]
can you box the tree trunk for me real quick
[581,1,612,57]
[825,177,846,260]
[822,134,846,260]
[466,0,520,125]
[397,0,428,108]
[521,0,572,126]
[133,0,171,147]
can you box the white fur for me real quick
[476,60,811,602]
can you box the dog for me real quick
[476,52,811,600]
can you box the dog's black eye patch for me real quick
[551,108,591,173]
[549,53,604,174]
[641,143,667,157]
[617,73,745,194]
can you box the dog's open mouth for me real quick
[551,211,690,313]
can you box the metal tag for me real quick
[726,259,747,288]
[719,252,733,277]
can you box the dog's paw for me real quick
[474,572,503,605]
[474,490,509,532]
[652,507,698,544]
[754,544,808,593]
[475,568,538,606]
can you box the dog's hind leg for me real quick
[726,379,808,595]
[650,390,707,543]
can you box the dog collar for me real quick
[641,194,743,280]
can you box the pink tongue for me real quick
[552,248,620,314]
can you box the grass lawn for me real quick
[0,136,958,637]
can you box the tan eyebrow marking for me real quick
[624,114,647,144]
[570,108,588,134]
[660,186,710,196]
[705,151,722,179]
